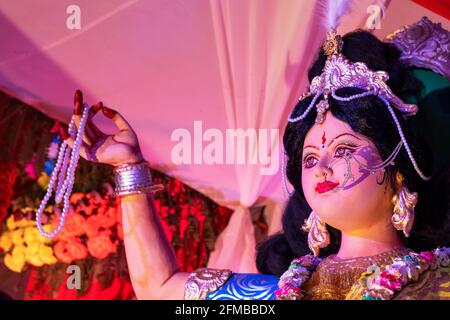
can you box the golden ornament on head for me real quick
[323,29,343,58]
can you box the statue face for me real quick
[301,112,395,234]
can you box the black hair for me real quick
[256,30,450,276]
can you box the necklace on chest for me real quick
[275,247,450,300]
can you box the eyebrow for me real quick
[303,133,363,151]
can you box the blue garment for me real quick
[206,273,279,300]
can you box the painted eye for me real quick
[335,146,355,158]
[304,156,318,168]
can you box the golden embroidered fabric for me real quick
[184,267,232,300]
[394,266,450,300]
[303,248,411,300]
[346,266,450,300]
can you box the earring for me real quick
[391,173,418,238]
[302,211,330,256]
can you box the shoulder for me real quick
[394,266,450,300]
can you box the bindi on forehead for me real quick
[321,132,326,148]
[304,132,364,152]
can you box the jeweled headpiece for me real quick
[289,30,418,125]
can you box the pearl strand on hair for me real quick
[288,92,321,123]
[36,103,90,238]
[331,89,377,101]
[281,145,293,198]
[379,96,431,181]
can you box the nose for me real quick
[314,160,333,180]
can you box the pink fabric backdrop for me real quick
[1,0,448,272]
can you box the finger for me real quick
[59,124,71,141]
[85,123,99,142]
[86,102,105,138]
[50,121,60,134]
[75,105,95,145]
[60,125,91,161]
[73,89,83,120]
[74,105,99,147]
[72,90,94,145]
[72,118,94,146]
[102,106,135,133]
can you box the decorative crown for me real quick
[297,30,418,125]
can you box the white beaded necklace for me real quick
[36,103,90,238]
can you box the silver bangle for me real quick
[113,161,164,197]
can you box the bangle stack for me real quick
[113,161,164,197]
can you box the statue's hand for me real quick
[60,90,144,166]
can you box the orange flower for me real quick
[97,207,117,229]
[51,214,82,242]
[66,239,88,260]
[87,230,117,259]
[87,191,102,206]
[54,238,88,263]
[62,212,86,237]
[52,227,73,242]
[69,193,85,204]
[82,203,95,216]
[53,241,74,264]
[85,215,101,238]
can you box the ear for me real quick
[394,171,405,191]
[376,169,388,186]
[386,170,403,197]
[379,168,398,198]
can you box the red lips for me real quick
[315,181,339,194]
